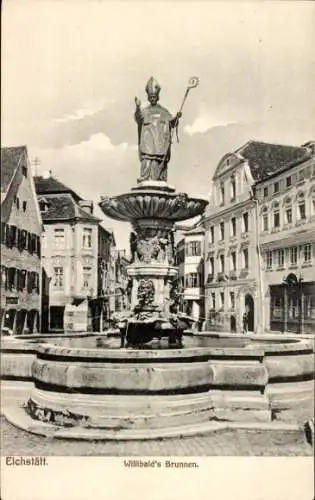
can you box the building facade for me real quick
[255,142,315,333]
[175,225,204,327]
[203,140,311,334]
[114,249,131,313]
[1,146,42,334]
[91,224,116,331]
[35,173,115,332]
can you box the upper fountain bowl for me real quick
[99,183,208,223]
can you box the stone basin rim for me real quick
[28,338,313,360]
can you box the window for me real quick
[242,212,249,233]
[8,267,17,290]
[22,165,27,177]
[290,247,297,265]
[186,241,201,256]
[285,207,292,224]
[82,228,92,249]
[230,177,236,201]
[266,251,273,269]
[273,204,280,228]
[298,195,306,220]
[219,222,225,241]
[231,217,236,237]
[14,197,20,209]
[263,213,269,231]
[210,226,214,244]
[230,251,236,271]
[286,176,292,188]
[263,187,268,198]
[274,182,279,193]
[219,254,225,273]
[219,183,225,205]
[209,257,214,275]
[54,228,65,249]
[298,169,305,182]
[288,297,298,319]
[304,295,315,319]
[22,201,27,212]
[271,297,283,320]
[230,292,235,310]
[211,293,216,310]
[303,244,312,263]
[220,292,225,308]
[53,267,64,288]
[185,273,200,288]
[83,266,92,289]
[277,249,284,268]
[242,248,249,269]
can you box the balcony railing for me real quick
[229,270,238,280]
[239,268,249,279]
[217,272,228,282]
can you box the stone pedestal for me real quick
[127,264,178,314]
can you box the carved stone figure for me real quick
[129,232,137,263]
[137,279,155,308]
[134,77,182,183]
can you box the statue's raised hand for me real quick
[135,97,141,108]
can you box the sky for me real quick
[2,0,315,249]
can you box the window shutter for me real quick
[27,232,32,253]
[11,226,17,247]
[1,222,6,244]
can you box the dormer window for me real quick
[22,165,27,177]
[38,197,49,213]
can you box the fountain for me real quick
[100,76,205,348]
[2,78,314,441]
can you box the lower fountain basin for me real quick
[2,333,314,439]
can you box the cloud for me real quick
[184,111,236,136]
[53,100,114,124]
[69,133,132,154]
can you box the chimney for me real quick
[79,200,94,214]
[42,170,52,179]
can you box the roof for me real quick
[39,193,100,223]
[236,141,310,182]
[34,175,82,201]
[1,146,27,192]
[185,225,204,236]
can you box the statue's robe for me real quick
[135,104,176,181]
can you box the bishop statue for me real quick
[134,77,182,183]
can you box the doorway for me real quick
[49,306,65,331]
[245,294,255,332]
[230,315,236,333]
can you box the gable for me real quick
[5,171,42,234]
[213,153,242,180]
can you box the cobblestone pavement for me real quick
[1,416,312,456]
[1,382,313,457]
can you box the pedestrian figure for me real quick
[242,311,249,334]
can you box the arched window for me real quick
[272,202,280,229]
[284,197,292,225]
[230,175,236,201]
[297,192,306,221]
[261,206,269,231]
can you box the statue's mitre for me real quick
[145,77,161,96]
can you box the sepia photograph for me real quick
[1,1,314,498]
